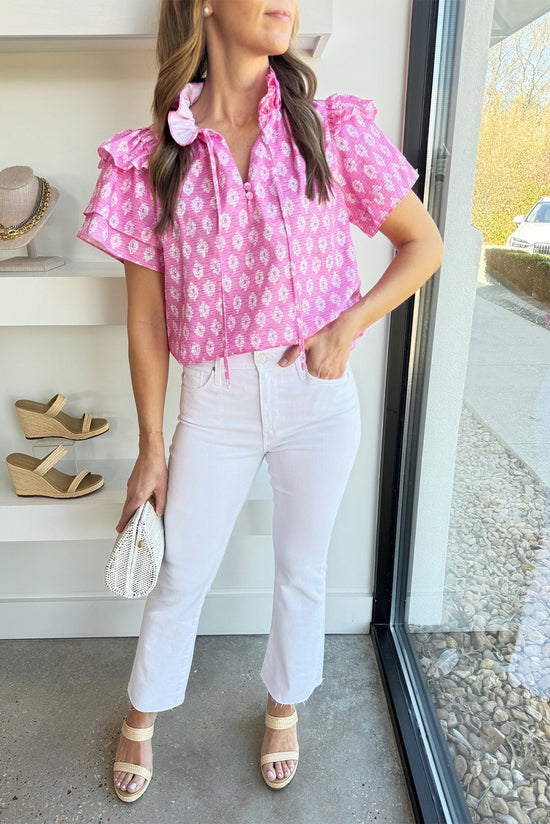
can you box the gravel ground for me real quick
[409,404,550,823]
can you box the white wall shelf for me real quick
[0,0,159,38]
[0,0,332,57]
[0,262,126,326]
[1,458,274,543]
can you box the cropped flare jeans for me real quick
[127,343,361,712]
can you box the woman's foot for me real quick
[260,694,299,783]
[113,706,157,795]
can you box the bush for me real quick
[485,247,550,308]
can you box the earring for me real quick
[203,5,211,15]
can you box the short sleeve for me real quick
[320,95,419,237]
[77,128,165,273]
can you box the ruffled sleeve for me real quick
[319,94,419,237]
[77,127,165,272]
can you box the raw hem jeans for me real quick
[127,344,361,712]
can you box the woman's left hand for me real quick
[278,312,356,379]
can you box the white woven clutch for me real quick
[105,498,165,598]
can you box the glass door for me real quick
[372,1,550,821]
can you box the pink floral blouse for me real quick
[77,67,418,386]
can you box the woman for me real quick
[78,0,443,802]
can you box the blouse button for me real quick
[244,182,251,190]
[246,191,253,201]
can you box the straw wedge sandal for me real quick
[15,393,109,440]
[113,717,155,803]
[5,444,104,498]
[260,710,299,790]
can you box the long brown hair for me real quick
[148,0,333,235]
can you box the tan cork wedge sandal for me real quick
[260,710,299,789]
[114,717,155,803]
[5,444,104,498]
[15,393,109,440]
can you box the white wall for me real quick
[406,1,494,626]
[315,0,415,610]
[0,0,413,638]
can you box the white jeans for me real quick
[127,344,361,711]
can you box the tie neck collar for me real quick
[167,66,282,147]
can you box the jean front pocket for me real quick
[304,363,351,386]
[182,363,215,391]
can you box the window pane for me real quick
[405,2,550,821]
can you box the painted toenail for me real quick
[129,783,136,790]
[267,770,275,779]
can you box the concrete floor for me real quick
[0,635,413,824]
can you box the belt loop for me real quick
[214,356,222,386]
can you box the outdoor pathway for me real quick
[465,284,550,487]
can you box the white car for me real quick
[506,196,550,255]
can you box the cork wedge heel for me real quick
[114,717,155,803]
[260,710,299,790]
[15,393,109,440]
[5,444,104,498]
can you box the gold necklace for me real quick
[0,178,51,241]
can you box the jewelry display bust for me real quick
[0,165,65,271]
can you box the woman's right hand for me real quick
[116,439,168,533]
